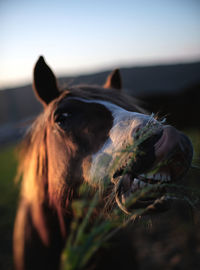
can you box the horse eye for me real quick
[55,112,71,126]
[62,113,70,118]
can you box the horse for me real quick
[13,56,193,270]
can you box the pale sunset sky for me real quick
[0,0,200,89]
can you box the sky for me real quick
[0,0,200,89]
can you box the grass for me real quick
[0,144,19,270]
[61,126,200,270]
[0,127,199,270]
[61,182,200,269]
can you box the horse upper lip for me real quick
[154,125,193,163]
[154,126,193,177]
[154,125,180,161]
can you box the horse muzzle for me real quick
[114,124,193,214]
[154,125,193,181]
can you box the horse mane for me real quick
[17,112,50,203]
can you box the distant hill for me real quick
[0,61,200,129]
[141,82,200,129]
[59,61,200,96]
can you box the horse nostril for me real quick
[139,129,164,151]
[131,119,163,145]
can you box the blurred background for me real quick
[0,0,200,269]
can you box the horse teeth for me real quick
[163,174,171,182]
[139,172,171,182]
[139,180,146,188]
[129,172,171,194]
[161,174,167,181]
[167,175,171,181]
[161,173,171,182]
[131,182,137,192]
[154,173,161,180]
[130,178,140,191]
[133,178,140,187]
[140,173,153,179]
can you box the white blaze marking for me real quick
[68,97,160,185]
[68,97,155,149]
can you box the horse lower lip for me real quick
[115,174,167,214]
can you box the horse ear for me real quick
[33,56,60,106]
[104,69,122,90]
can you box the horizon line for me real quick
[1,57,200,91]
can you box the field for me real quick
[0,145,19,270]
[0,129,200,270]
